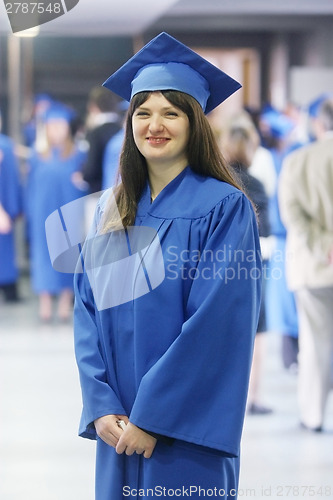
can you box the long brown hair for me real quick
[102,90,243,232]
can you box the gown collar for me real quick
[136,166,190,217]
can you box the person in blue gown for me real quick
[259,108,302,371]
[22,93,53,148]
[26,103,87,321]
[102,101,128,190]
[0,132,22,301]
[102,128,124,190]
[74,32,262,499]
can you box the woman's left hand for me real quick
[116,422,157,459]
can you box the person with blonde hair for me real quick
[26,103,87,321]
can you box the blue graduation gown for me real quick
[26,147,87,293]
[266,147,299,337]
[102,129,124,190]
[0,134,22,285]
[74,166,261,499]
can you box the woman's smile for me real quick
[132,92,189,170]
[146,136,170,145]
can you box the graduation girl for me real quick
[74,32,262,499]
[26,103,87,321]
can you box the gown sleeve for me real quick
[73,198,126,439]
[130,192,262,457]
[0,139,21,218]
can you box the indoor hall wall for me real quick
[0,35,9,134]
[1,35,134,137]
[286,24,333,108]
[31,36,133,116]
[2,25,333,137]
[156,30,272,108]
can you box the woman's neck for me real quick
[148,161,188,201]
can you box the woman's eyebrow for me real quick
[136,105,176,111]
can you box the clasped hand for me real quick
[94,414,157,458]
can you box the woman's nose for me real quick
[148,115,164,133]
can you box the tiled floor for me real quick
[0,278,332,500]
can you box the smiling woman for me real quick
[103,85,242,231]
[74,32,262,500]
[132,92,190,194]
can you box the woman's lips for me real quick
[147,137,170,145]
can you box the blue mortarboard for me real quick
[43,103,76,123]
[260,108,295,139]
[103,32,241,114]
[307,93,333,118]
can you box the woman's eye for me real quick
[166,112,178,117]
[135,111,149,117]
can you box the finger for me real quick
[143,448,154,459]
[111,424,123,440]
[116,438,127,455]
[98,424,122,447]
[95,416,123,444]
[125,446,135,456]
[99,432,118,448]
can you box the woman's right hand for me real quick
[94,414,129,448]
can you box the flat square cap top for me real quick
[103,32,241,114]
[260,109,295,139]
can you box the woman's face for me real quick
[132,92,190,171]
[45,119,70,147]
